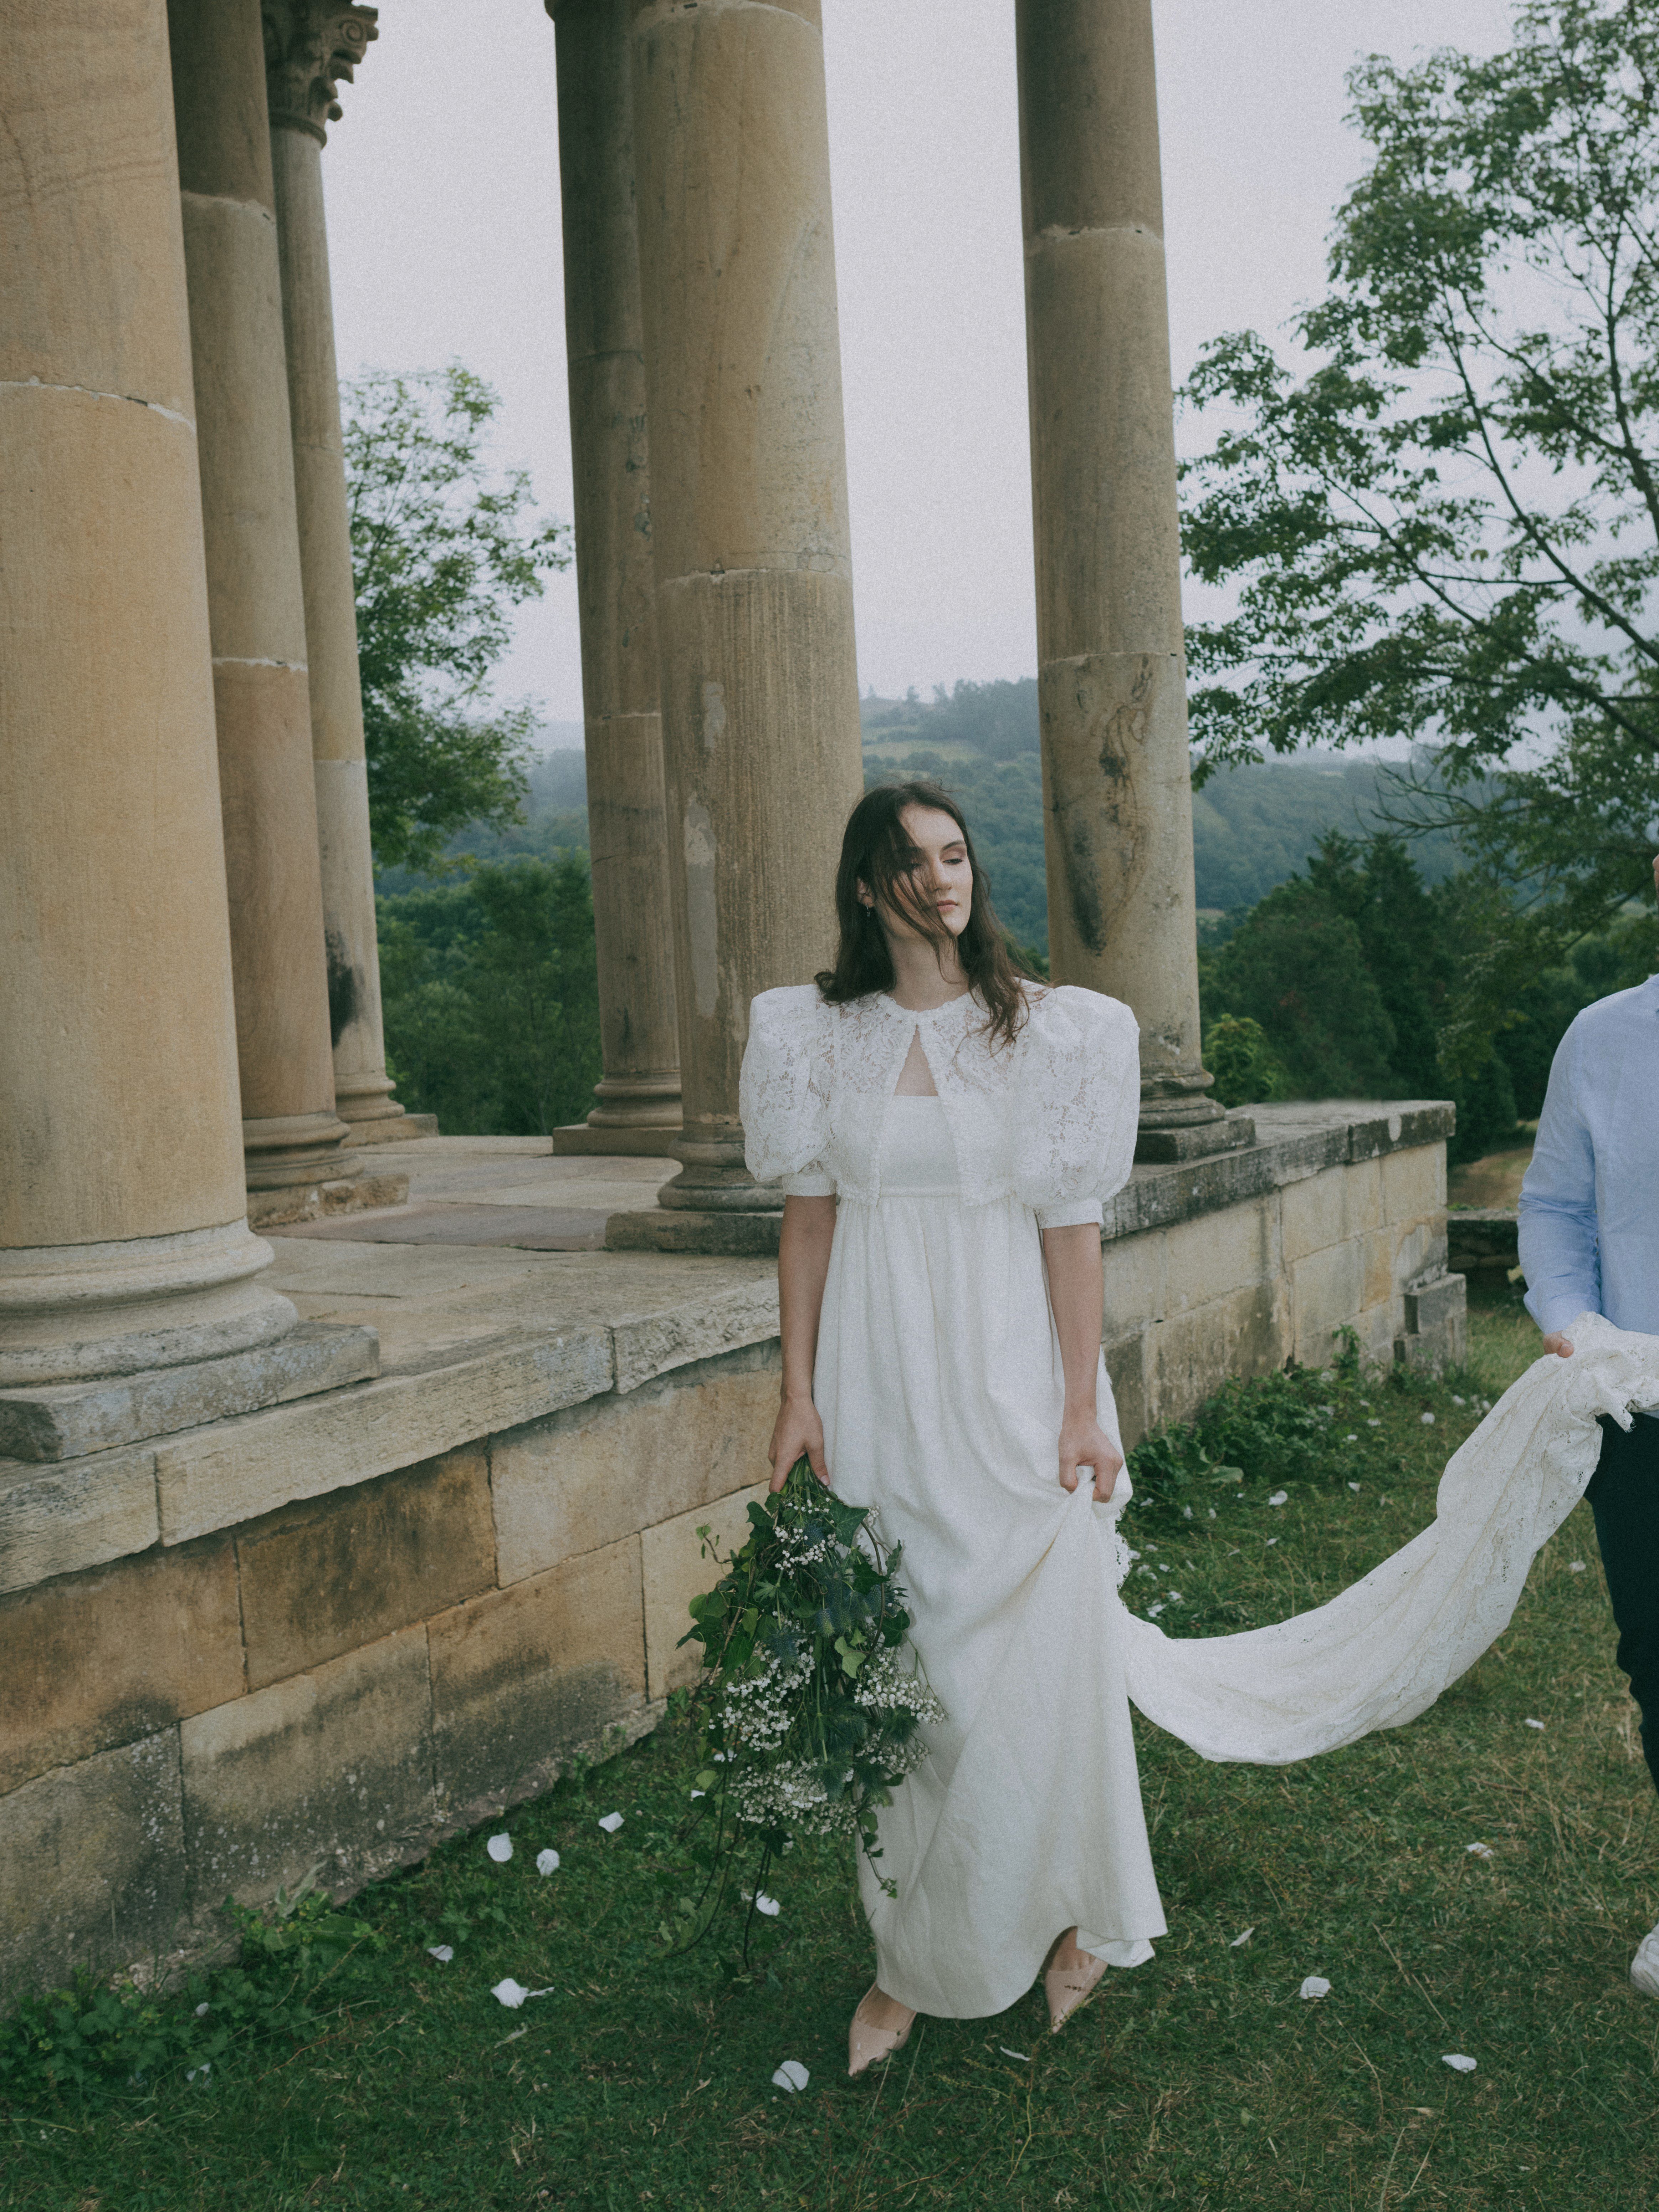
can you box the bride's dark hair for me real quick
[815,780,1042,1048]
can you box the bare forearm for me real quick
[778,1195,836,1402]
[1043,1222,1105,1410]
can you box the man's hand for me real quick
[769,1392,829,1491]
[1542,1331,1575,1358]
[1058,1410,1123,1502]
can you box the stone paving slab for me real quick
[270,1203,611,1251]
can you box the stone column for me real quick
[1017,0,1250,1162]
[0,0,296,1386]
[549,0,682,1159]
[624,0,864,1229]
[263,3,416,1144]
[168,0,364,1202]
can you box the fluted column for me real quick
[549,0,682,1158]
[1017,0,1249,1162]
[263,2,410,1141]
[629,0,864,1216]
[168,0,360,1195]
[0,0,296,1384]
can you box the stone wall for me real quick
[0,1107,1463,2004]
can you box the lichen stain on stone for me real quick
[326,933,359,1047]
[683,798,720,1019]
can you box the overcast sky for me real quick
[324,0,1519,733]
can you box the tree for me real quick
[344,366,571,872]
[1181,0,1659,1061]
[377,856,600,1135]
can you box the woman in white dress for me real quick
[738,780,1164,2074]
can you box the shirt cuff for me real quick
[1035,1199,1104,1232]
[782,1171,836,1199]
[1532,1292,1599,1338]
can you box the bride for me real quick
[739,779,1162,2074]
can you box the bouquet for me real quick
[662,1458,944,1963]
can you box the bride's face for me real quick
[861,805,973,941]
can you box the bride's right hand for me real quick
[769,1392,829,1492]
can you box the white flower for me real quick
[427,1944,454,1963]
[536,1849,559,1876]
[1367,1419,1381,1428]
[1451,1394,1466,1405]
[1443,2053,1478,2073]
[1421,1412,1436,1426]
[1208,1508,1217,1520]
[755,1893,781,1917]
[1299,1976,1331,2000]
[1465,1843,1494,1860]
[598,1812,624,1833]
[1268,1491,1288,1507]
[1183,1506,1193,1519]
[486,1833,512,1864]
[772,2059,809,2091]
[492,1978,529,2008]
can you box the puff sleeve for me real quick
[739,985,836,1195]
[1014,985,1140,1229]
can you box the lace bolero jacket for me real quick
[738,980,1140,1229]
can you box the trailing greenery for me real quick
[665,1460,942,1967]
[8,1302,1656,2208]
[1179,0,1659,1058]
[346,365,570,873]
[377,854,600,1135]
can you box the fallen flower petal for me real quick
[427,1944,454,1963]
[598,1812,624,1833]
[755,1893,782,1917]
[195,2001,211,2017]
[1299,1976,1331,2001]
[536,1849,559,1876]
[1348,1482,1362,1492]
[1230,1927,1254,1948]
[1465,1843,1494,1860]
[1268,1491,1288,1507]
[1147,1601,1165,1618]
[1569,1561,1587,1573]
[999,2047,1031,2062]
[1525,1718,1546,1730]
[771,2059,809,2092]
[1443,2053,1478,2073]
[186,2064,210,2083]
[492,1979,529,2008]
[1265,1537,1279,1547]
[486,1833,513,1864]
[1421,1411,1436,1426]
[690,1788,706,1800]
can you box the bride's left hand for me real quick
[1058,1410,1123,1502]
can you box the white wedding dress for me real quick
[740,980,1659,2022]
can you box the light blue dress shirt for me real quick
[1517,974,1659,1341]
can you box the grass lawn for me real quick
[6,1285,1657,2211]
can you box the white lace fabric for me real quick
[739,981,1140,1225]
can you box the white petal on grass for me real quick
[186,2064,211,2083]
[1268,1491,1288,1507]
[1147,1601,1165,1618]
[1443,2053,1478,2073]
[1348,1482,1362,1492]
[771,2059,810,2092]
[1265,1537,1279,1548]
[427,1944,454,1963]
[486,1832,513,1864]
[1000,2047,1031,2062]
[491,1979,554,2009]
[1299,1976,1331,2001]
[598,1812,624,1833]
[1367,1419,1382,1428]
[1451,1394,1466,1405]
[1569,1561,1587,1573]
[1230,1927,1255,1948]
[755,1893,781,1917]
[1465,1843,1495,1860]
[690,1788,706,1800]
[195,2001,211,2016]
[1421,1412,1436,1426]
[536,1849,560,1876]
[1525,1718,1546,1730]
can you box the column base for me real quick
[0,1320,379,1464]
[0,1220,297,1388]
[1134,1111,1256,1164]
[343,1115,439,1147]
[553,1122,683,1158]
[247,1171,410,1230]
[604,1207,783,1256]
[244,1110,360,1190]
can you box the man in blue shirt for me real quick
[1518,854,1659,2001]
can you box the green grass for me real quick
[6,1289,1657,2211]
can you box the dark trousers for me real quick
[1588,1414,1659,1797]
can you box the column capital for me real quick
[262,1,378,145]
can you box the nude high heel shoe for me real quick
[1044,1940,1107,2034]
[848,1985,914,2077]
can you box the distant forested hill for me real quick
[379,695,1461,964]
